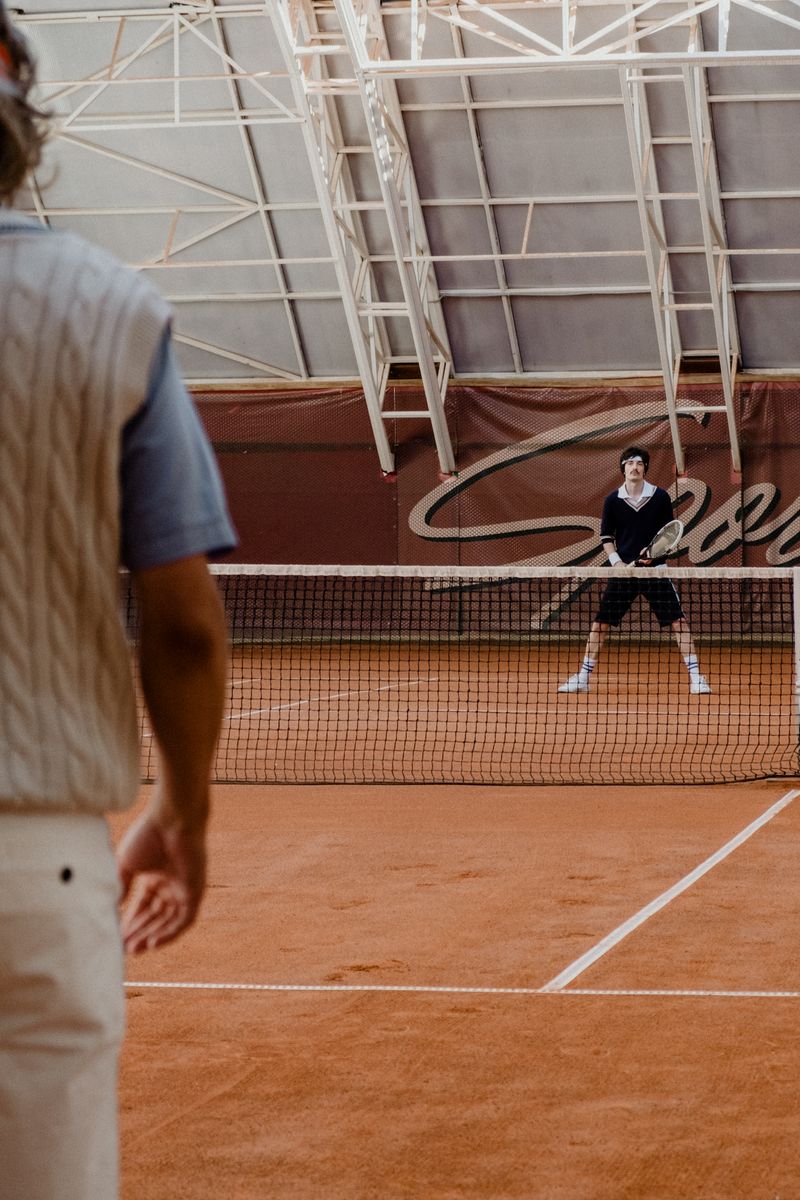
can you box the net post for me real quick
[794,568,800,761]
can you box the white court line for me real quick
[145,680,783,733]
[556,988,800,998]
[554,704,787,717]
[225,677,436,724]
[124,981,800,1000]
[141,678,436,737]
[228,702,777,716]
[125,789,800,995]
[125,981,550,995]
[540,787,800,993]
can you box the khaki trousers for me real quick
[0,812,125,1200]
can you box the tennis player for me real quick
[558,447,711,694]
[0,11,236,1200]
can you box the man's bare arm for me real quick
[117,555,228,954]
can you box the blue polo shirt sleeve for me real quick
[119,329,238,570]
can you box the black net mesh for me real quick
[125,566,798,786]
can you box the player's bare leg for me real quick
[670,618,712,693]
[558,622,609,692]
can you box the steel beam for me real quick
[332,0,456,475]
[271,0,397,472]
[682,59,742,471]
[619,65,686,473]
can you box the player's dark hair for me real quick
[0,3,48,201]
[619,446,649,474]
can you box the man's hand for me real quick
[121,554,227,955]
[117,798,208,954]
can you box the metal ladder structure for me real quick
[619,7,741,473]
[272,0,456,475]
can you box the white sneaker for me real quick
[558,673,589,694]
[690,675,712,695]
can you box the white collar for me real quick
[617,479,655,508]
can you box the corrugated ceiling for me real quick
[13,0,800,472]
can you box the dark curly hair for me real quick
[0,4,49,201]
[619,446,650,474]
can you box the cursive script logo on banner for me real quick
[408,400,800,566]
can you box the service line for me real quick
[224,677,436,723]
[141,677,436,737]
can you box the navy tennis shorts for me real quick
[595,576,685,628]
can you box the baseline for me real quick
[124,981,800,999]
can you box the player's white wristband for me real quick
[607,552,622,566]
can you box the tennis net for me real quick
[126,564,800,786]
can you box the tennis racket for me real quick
[637,518,683,563]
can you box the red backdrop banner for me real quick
[194,382,800,567]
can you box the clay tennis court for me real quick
[113,777,800,1199]
[118,562,800,1195]
[213,637,795,783]
[16,5,800,1198]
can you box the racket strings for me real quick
[645,519,683,560]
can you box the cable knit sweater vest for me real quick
[0,211,171,812]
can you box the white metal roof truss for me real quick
[13,0,800,473]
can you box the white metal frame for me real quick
[618,6,742,472]
[331,0,456,474]
[16,0,800,474]
[271,0,399,470]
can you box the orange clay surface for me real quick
[140,642,798,786]
[112,780,800,1199]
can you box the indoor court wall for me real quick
[195,381,800,568]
